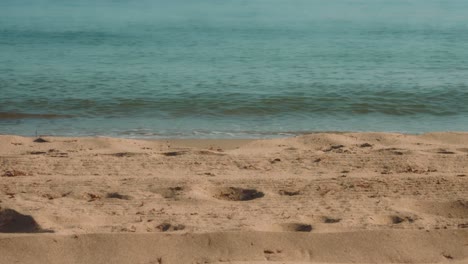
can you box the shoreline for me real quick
[2,128,467,141]
[1,132,467,263]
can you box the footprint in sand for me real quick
[149,186,185,199]
[156,223,185,232]
[256,223,313,232]
[369,215,414,225]
[106,192,132,200]
[212,187,264,201]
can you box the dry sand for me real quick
[0,132,467,263]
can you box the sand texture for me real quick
[0,132,467,263]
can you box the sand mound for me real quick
[0,209,42,233]
[409,200,468,218]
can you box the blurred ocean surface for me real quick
[1,0,468,138]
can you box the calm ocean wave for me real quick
[1,0,468,137]
[1,88,467,118]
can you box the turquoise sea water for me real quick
[1,0,468,138]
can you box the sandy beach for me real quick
[1,132,467,263]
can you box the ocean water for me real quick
[1,0,468,138]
